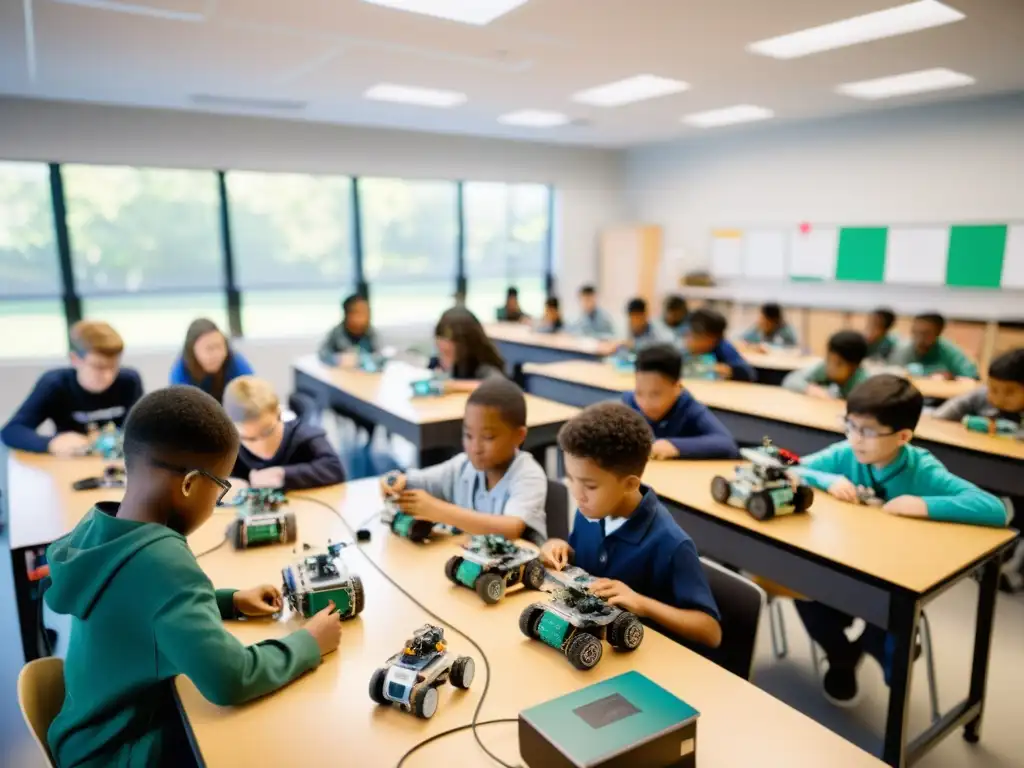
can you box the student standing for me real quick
[569,284,615,338]
[431,307,506,392]
[889,312,978,379]
[684,308,757,382]
[864,307,899,363]
[317,294,379,365]
[741,303,799,348]
[783,331,871,399]
[170,318,254,402]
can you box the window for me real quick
[360,178,458,326]
[82,293,229,351]
[464,182,550,322]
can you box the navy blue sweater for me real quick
[231,420,345,491]
[623,391,739,459]
[1,368,143,453]
[712,339,757,382]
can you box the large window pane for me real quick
[0,299,67,358]
[0,161,61,297]
[83,293,228,351]
[63,165,222,294]
[361,178,457,326]
[242,289,343,339]
[227,171,353,289]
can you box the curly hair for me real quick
[557,402,653,477]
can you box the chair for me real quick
[17,656,65,767]
[699,558,766,680]
[524,479,570,548]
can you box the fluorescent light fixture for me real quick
[836,67,974,99]
[364,83,467,107]
[748,1,965,59]
[360,0,529,25]
[683,105,774,128]
[498,110,570,127]
[572,74,689,108]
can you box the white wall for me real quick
[624,94,1024,318]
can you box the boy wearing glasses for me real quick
[224,376,345,490]
[45,386,342,767]
[792,374,1007,706]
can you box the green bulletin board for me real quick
[836,228,887,283]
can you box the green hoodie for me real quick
[45,503,321,767]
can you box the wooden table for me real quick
[292,355,579,466]
[176,479,887,768]
[521,361,1024,498]
[485,322,605,381]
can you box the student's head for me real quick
[866,308,896,344]
[825,331,869,386]
[222,376,284,461]
[558,403,653,520]
[463,377,528,471]
[342,294,370,336]
[759,303,783,334]
[434,307,505,377]
[543,296,561,322]
[183,318,232,400]
[844,374,923,465]
[68,320,124,394]
[987,349,1024,414]
[911,312,945,356]
[505,287,521,311]
[686,308,727,355]
[663,295,688,328]
[578,285,598,314]
[122,386,239,536]
[634,344,684,422]
[626,297,649,335]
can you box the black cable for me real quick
[194,534,229,559]
[292,495,519,768]
[396,719,519,768]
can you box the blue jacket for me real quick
[710,339,757,382]
[169,351,254,400]
[622,391,738,459]
[231,420,345,491]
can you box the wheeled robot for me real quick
[682,353,719,380]
[962,415,1020,439]
[369,624,474,719]
[519,567,644,671]
[281,541,364,620]
[410,375,446,396]
[225,488,298,549]
[380,472,437,543]
[605,347,636,373]
[445,535,546,604]
[710,438,813,521]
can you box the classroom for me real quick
[1,1,1023,767]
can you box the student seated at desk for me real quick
[381,377,547,540]
[170,318,254,402]
[1,320,143,455]
[657,294,689,341]
[569,284,615,338]
[44,386,341,768]
[934,348,1023,431]
[430,307,506,393]
[864,307,899,363]
[792,375,1008,706]
[889,312,979,380]
[741,302,799,348]
[224,376,345,491]
[317,293,379,366]
[496,286,530,323]
[540,402,721,648]
[623,297,669,350]
[782,330,870,399]
[684,308,757,382]
[624,344,738,460]
[535,296,564,334]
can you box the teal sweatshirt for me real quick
[889,337,979,379]
[46,503,321,768]
[795,442,1009,527]
[781,361,870,398]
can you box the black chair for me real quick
[698,558,766,680]
[544,479,570,541]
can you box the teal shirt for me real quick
[781,361,870,398]
[795,442,1008,527]
[741,323,799,348]
[866,333,898,362]
[889,337,979,379]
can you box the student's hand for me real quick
[540,539,573,571]
[713,363,733,380]
[380,473,406,498]
[883,496,929,519]
[930,372,953,381]
[48,432,92,457]
[338,351,359,368]
[397,490,444,521]
[233,584,283,617]
[589,578,646,615]
[249,467,286,489]
[650,440,680,460]
[303,601,342,657]
[827,477,859,502]
[804,384,831,399]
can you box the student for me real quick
[624,297,668,349]
[570,284,615,338]
[657,294,689,340]
[741,302,799,348]
[496,287,530,323]
[317,294,378,366]
[792,375,1008,706]
[430,307,506,392]
[889,312,979,379]
[540,402,721,648]
[684,308,757,382]
[864,307,898,363]
[170,318,254,402]
[381,378,547,540]
[45,386,341,767]
[1,320,143,455]
[934,348,1024,428]
[624,344,738,460]
[782,330,870,399]
[224,376,345,491]
[535,296,564,334]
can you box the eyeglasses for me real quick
[843,419,896,440]
[149,457,232,505]
[238,417,279,443]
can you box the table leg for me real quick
[964,556,999,744]
[10,545,44,663]
[883,592,919,767]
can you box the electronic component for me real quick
[710,437,813,520]
[225,488,297,549]
[444,534,546,604]
[281,541,364,620]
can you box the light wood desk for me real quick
[177,479,886,768]
[521,361,1024,498]
[485,322,606,381]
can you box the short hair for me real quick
[506,287,519,299]
[342,293,367,314]
[69,320,124,358]
[626,297,647,315]
[762,303,783,322]
[989,348,1024,384]
[872,307,896,331]
[846,374,923,433]
[664,295,687,314]
[466,377,527,428]
[915,312,945,334]
[123,386,239,470]
[579,285,596,296]
[558,402,653,477]
[688,307,727,338]
[635,343,683,381]
[827,331,869,366]
[223,376,280,422]
[545,296,560,310]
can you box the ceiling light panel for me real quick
[682,105,774,128]
[498,110,570,127]
[748,1,965,59]
[836,67,975,99]
[360,0,529,26]
[572,75,690,108]
[364,83,467,107]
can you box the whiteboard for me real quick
[884,227,948,285]
[788,226,837,280]
[710,231,743,277]
[1001,224,1024,288]
[742,229,787,279]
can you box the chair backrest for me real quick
[17,656,65,767]
[699,559,766,680]
[544,479,570,542]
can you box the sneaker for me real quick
[822,664,861,708]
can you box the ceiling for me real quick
[1,0,1022,147]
